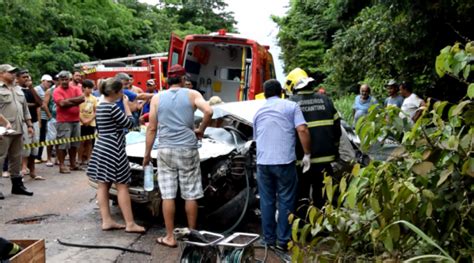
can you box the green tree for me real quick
[289,41,474,262]
[0,0,237,80]
[274,0,474,99]
[273,0,371,77]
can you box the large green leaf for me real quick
[422,189,435,199]
[324,176,333,202]
[311,223,322,236]
[299,224,311,245]
[346,186,358,209]
[308,206,318,226]
[339,176,347,195]
[292,218,300,241]
[426,202,433,217]
[434,101,449,116]
[450,100,471,116]
[468,84,474,99]
[370,197,381,213]
[383,230,393,252]
[460,133,473,152]
[412,161,434,176]
[389,223,400,242]
[437,164,454,186]
[435,52,447,77]
[462,157,474,177]
[463,65,471,79]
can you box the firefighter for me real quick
[286,68,341,209]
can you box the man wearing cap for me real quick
[42,75,59,167]
[253,79,311,251]
[286,68,341,209]
[0,64,35,198]
[384,79,404,108]
[143,64,213,248]
[34,74,54,163]
[139,79,157,124]
[53,70,85,174]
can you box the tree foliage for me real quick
[0,0,236,80]
[289,41,474,262]
[274,0,474,98]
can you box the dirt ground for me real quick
[1,163,286,262]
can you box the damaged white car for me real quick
[88,100,266,230]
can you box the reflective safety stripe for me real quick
[297,91,314,95]
[296,155,336,164]
[334,112,340,120]
[307,119,334,127]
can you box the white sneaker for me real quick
[2,171,10,178]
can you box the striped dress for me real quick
[87,102,134,184]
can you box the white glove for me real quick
[302,154,311,173]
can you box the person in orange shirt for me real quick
[78,79,97,166]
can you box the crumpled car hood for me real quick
[125,130,236,162]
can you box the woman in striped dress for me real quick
[87,78,145,233]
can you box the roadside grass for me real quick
[333,94,355,124]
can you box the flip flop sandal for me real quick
[31,175,46,180]
[59,168,71,174]
[102,225,126,231]
[156,237,177,248]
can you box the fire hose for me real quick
[56,238,151,255]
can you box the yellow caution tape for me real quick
[23,125,144,149]
[23,134,98,149]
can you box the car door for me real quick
[167,33,184,69]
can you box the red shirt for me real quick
[69,81,82,90]
[53,85,83,123]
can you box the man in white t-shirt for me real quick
[399,82,425,124]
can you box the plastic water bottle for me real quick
[144,162,154,192]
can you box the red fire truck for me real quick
[76,30,276,101]
[74,53,168,91]
[168,29,276,101]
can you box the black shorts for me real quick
[80,125,96,136]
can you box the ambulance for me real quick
[168,29,276,101]
[76,29,276,101]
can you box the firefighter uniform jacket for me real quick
[289,90,341,164]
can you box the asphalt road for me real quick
[0,163,283,262]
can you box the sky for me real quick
[224,0,289,82]
[141,0,289,82]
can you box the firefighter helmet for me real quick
[284,68,314,95]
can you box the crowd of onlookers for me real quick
[0,64,158,199]
[352,79,426,125]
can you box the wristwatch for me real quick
[27,124,33,129]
